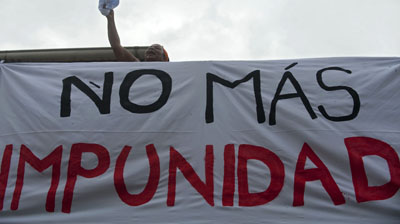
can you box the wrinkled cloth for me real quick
[98,0,119,16]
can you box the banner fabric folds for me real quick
[0,58,399,223]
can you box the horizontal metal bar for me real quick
[0,47,148,62]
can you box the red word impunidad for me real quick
[0,137,399,213]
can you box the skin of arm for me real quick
[106,10,139,61]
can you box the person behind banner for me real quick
[106,10,169,62]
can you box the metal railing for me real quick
[0,47,148,63]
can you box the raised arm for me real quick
[106,10,139,62]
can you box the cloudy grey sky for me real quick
[0,0,399,61]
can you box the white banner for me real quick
[0,58,399,223]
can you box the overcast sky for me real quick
[0,0,399,61]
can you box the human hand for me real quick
[106,9,114,19]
